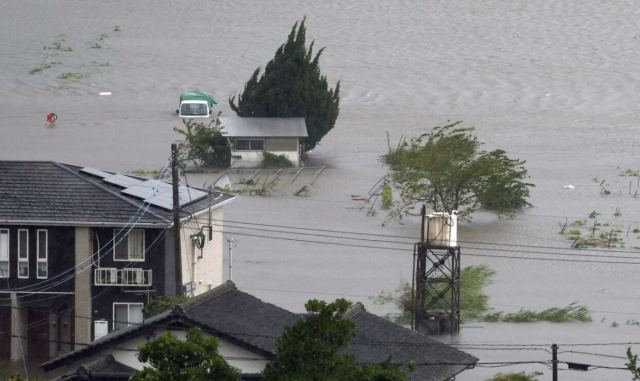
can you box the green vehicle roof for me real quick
[179,90,217,105]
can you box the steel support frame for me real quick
[412,243,460,334]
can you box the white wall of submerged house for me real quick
[179,206,225,296]
[229,136,303,168]
[230,150,301,168]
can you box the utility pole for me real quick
[227,238,237,281]
[552,343,558,381]
[171,143,183,295]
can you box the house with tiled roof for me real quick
[42,281,477,381]
[0,161,235,364]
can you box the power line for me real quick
[12,331,631,373]
[194,216,640,256]
[560,350,629,360]
[2,303,639,349]
[209,220,640,262]
[215,228,640,266]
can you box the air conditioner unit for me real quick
[94,320,108,341]
[423,211,458,247]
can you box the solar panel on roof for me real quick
[80,167,113,179]
[178,186,208,202]
[103,174,144,188]
[121,180,169,199]
[120,180,209,211]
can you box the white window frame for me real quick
[37,229,48,279]
[112,302,144,330]
[113,229,145,262]
[0,229,9,278]
[17,229,28,279]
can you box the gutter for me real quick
[180,195,237,223]
[0,219,168,228]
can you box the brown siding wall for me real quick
[265,137,298,152]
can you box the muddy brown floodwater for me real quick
[2,1,640,379]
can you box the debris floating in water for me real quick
[99,91,112,96]
[562,184,575,189]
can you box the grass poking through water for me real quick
[374,265,592,324]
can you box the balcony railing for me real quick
[94,268,152,287]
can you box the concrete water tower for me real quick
[413,209,461,335]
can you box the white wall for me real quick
[180,207,224,296]
[53,327,269,376]
[230,150,300,168]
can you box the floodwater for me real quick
[2,1,640,379]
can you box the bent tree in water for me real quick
[383,121,534,221]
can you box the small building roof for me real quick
[50,355,135,381]
[42,282,477,381]
[220,117,308,138]
[0,161,235,227]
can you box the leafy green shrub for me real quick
[261,152,293,168]
[485,371,542,381]
[143,295,190,318]
[381,183,392,209]
[174,114,230,168]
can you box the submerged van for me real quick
[177,90,217,118]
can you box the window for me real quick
[37,230,48,279]
[234,138,264,151]
[113,303,143,331]
[114,229,145,261]
[180,103,208,116]
[0,230,8,278]
[18,229,28,278]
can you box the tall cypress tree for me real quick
[229,18,340,151]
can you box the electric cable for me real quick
[192,216,640,256]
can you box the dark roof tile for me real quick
[0,161,234,226]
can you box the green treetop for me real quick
[230,18,340,151]
[131,327,241,381]
[263,299,409,381]
[383,121,534,220]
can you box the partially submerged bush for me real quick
[485,371,542,381]
[174,114,230,168]
[381,183,393,209]
[261,152,293,168]
[483,303,591,323]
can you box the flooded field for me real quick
[2,1,640,379]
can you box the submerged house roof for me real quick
[42,281,477,381]
[0,161,235,227]
[220,117,308,138]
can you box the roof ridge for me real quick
[53,162,171,225]
[344,302,366,319]
[181,280,237,310]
